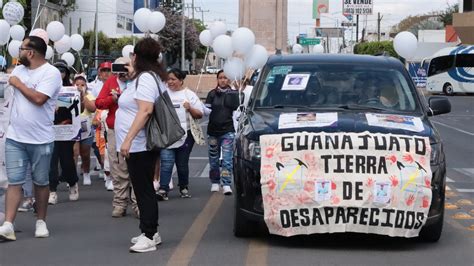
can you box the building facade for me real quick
[239,0,288,53]
[453,0,474,44]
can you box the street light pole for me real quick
[181,0,186,72]
[95,0,99,68]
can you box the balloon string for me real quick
[32,0,48,29]
[195,46,209,94]
[76,50,85,73]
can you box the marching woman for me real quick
[115,37,166,253]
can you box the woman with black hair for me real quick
[115,37,166,253]
[48,61,80,204]
[156,68,203,201]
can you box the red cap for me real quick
[99,62,112,70]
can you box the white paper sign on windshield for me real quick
[281,73,310,91]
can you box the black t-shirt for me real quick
[205,88,239,137]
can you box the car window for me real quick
[254,63,419,112]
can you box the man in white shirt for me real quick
[89,61,112,97]
[0,36,62,241]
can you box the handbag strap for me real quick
[134,71,165,98]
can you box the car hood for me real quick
[240,110,439,143]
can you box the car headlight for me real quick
[248,140,261,160]
[430,143,441,165]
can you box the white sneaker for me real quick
[211,183,220,192]
[0,222,16,241]
[153,180,159,192]
[223,185,233,195]
[105,177,114,191]
[129,234,157,253]
[83,173,92,186]
[69,183,79,201]
[35,220,49,238]
[48,192,58,205]
[130,232,162,245]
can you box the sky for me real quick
[194,0,458,44]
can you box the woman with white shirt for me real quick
[115,37,166,253]
[156,69,203,201]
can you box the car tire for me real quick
[233,194,259,237]
[443,83,454,96]
[418,197,444,242]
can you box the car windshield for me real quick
[253,63,419,112]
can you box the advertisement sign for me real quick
[312,0,329,19]
[343,0,374,15]
[260,132,432,237]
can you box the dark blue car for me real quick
[233,54,451,241]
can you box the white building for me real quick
[62,0,135,38]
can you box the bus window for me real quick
[428,55,455,77]
[455,54,474,67]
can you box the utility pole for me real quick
[95,0,99,68]
[192,0,194,21]
[377,12,383,42]
[181,0,186,72]
[356,15,359,43]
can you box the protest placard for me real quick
[260,131,432,237]
[54,87,81,141]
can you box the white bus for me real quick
[425,45,474,95]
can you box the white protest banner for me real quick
[260,131,432,238]
[343,0,373,15]
[54,87,81,141]
[0,74,14,189]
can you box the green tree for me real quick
[82,30,113,66]
[354,41,398,58]
[438,3,459,26]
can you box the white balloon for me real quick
[212,35,233,59]
[30,28,49,45]
[2,2,24,25]
[393,31,418,59]
[292,44,303,54]
[8,40,22,58]
[134,8,152,33]
[9,25,25,41]
[148,11,166,33]
[210,21,227,39]
[312,44,324,54]
[61,52,75,67]
[54,35,71,54]
[70,34,84,51]
[245,44,268,69]
[231,27,255,55]
[47,21,65,42]
[199,30,212,47]
[224,57,245,81]
[0,19,11,45]
[45,45,54,60]
[122,45,134,58]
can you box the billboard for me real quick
[343,0,374,15]
[312,0,329,19]
[133,0,161,33]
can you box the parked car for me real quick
[233,54,451,242]
[206,66,219,74]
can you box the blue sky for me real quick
[193,0,458,44]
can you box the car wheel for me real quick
[443,83,454,96]
[233,194,258,237]
[419,197,444,242]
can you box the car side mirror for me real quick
[427,96,451,116]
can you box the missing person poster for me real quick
[260,131,432,237]
[0,77,14,189]
[54,87,81,141]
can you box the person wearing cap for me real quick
[96,57,138,218]
[0,36,61,241]
[90,61,112,98]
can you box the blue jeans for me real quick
[208,132,235,186]
[22,164,33,198]
[159,132,195,192]
[5,139,54,186]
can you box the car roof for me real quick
[266,54,404,70]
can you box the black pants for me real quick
[49,141,79,191]
[127,151,159,239]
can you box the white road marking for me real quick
[198,163,210,178]
[457,189,474,193]
[190,157,209,160]
[453,168,474,176]
[446,176,455,183]
[432,121,474,136]
[446,186,452,191]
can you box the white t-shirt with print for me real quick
[115,72,164,153]
[7,63,62,144]
[166,88,203,149]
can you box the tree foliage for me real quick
[438,3,459,26]
[353,41,398,58]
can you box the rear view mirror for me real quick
[428,96,451,116]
